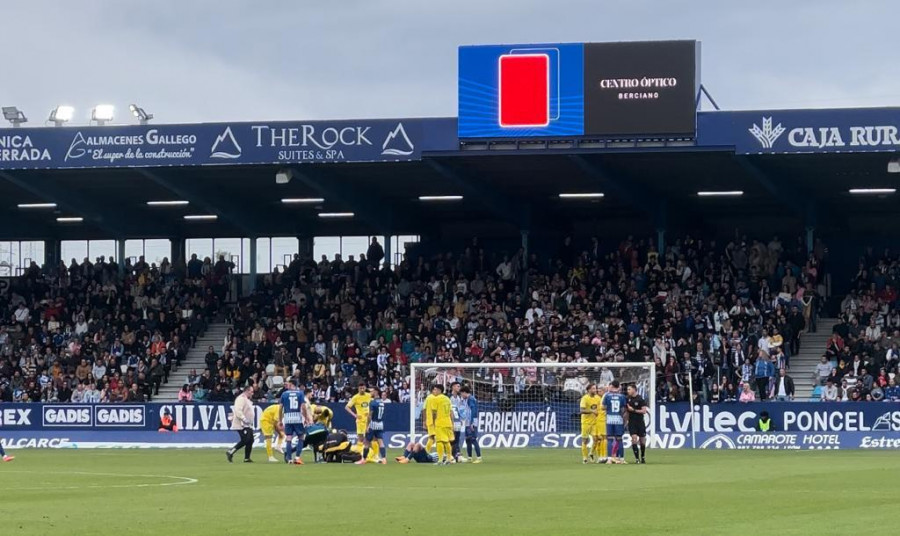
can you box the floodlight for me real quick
[129,104,153,125]
[49,105,75,126]
[91,104,115,125]
[2,106,27,127]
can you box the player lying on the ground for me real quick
[395,442,438,464]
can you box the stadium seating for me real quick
[4,236,897,405]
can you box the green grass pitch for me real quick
[1,448,896,535]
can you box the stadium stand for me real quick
[4,235,897,404]
[0,256,224,402]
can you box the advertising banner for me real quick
[2,402,898,449]
[583,41,699,136]
[458,40,699,138]
[0,117,457,170]
[697,107,900,154]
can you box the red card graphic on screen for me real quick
[498,54,550,127]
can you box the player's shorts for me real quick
[628,420,647,437]
[284,423,306,436]
[356,420,368,436]
[260,420,276,437]
[365,428,384,442]
[606,423,625,437]
[436,426,454,443]
[580,422,596,437]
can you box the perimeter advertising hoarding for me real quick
[458,40,699,138]
[2,402,898,450]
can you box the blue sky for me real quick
[2,0,896,124]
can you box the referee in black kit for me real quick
[227,384,256,463]
[625,384,649,464]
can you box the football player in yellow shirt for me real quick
[431,385,454,464]
[345,382,372,445]
[595,385,608,463]
[579,384,603,463]
[310,403,333,429]
[422,388,438,454]
[260,402,286,462]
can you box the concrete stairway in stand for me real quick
[155,322,230,401]
[791,318,839,400]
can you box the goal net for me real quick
[409,362,655,449]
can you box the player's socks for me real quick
[581,442,590,460]
[640,444,646,463]
[283,439,293,463]
[362,446,370,460]
[436,442,445,462]
[617,440,625,460]
[607,438,615,459]
[425,437,435,453]
[265,438,274,459]
[379,446,386,460]
[632,444,640,461]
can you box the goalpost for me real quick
[409,362,656,449]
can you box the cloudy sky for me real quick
[2,0,896,125]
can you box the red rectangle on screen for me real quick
[498,54,549,127]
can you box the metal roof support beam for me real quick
[424,158,531,229]
[570,155,661,220]
[290,167,398,236]
[135,169,259,237]
[571,155,707,232]
[0,170,154,238]
[733,156,810,217]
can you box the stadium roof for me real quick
[1,108,899,241]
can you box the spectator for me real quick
[178,384,193,402]
[739,383,756,403]
[814,356,831,386]
[773,368,794,401]
[754,351,774,400]
[821,380,839,402]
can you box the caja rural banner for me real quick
[697,107,900,154]
[1,402,898,449]
[0,117,457,169]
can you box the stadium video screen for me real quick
[458,40,699,138]
[583,40,699,136]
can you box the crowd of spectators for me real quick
[810,248,900,402]
[190,235,849,406]
[7,236,896,406]
[0,254,227,403]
